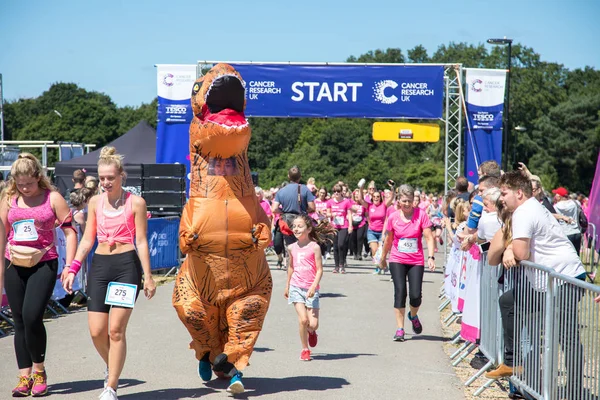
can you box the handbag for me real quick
[8,243,54,268]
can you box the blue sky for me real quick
[1,0,598,107]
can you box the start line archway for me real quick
[196,61,463,192]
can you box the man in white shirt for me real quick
[486,171,585,398]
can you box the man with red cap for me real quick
[552,186,583,255]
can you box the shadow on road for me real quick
[319,293,347,298]
[253,347,274,352]
[119,387,217,399]
[206,375,350,398]
[407,334,450,342]
[311,353,375,360]
[50,378,145,395]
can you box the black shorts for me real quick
[87,250,143,313]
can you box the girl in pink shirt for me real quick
[380,185,436,342]
[349,189,368,261]
[326,184,353,274]
[285,214,335,361]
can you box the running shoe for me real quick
[99,386,118,400]
[12,375,32,397]
[332,267,339,274]
[226,372,245,394]
[393,328,405,342]
[300,348,312,361]
[340,268,346,274]
[104,367,109,389]
[30,370,47,397]
[276,259,283,269]
[198,358,212,381]
[308,331,318,348]
[372,268,381,275]
[408,311,423,334]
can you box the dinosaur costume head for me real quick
[190,63,249,159]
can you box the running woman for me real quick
[284,214,335,361]
[379,185,436,342]
[63,147,156,400]
[0,153,77,397]
[349,189,368,261]
[326,184,353,274]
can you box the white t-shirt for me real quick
[512,197,585,290]
[477,211,502,241]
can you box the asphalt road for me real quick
[0,254,465,399]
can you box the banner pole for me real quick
[0,73,4,145]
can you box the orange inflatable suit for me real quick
[173,64,272,383]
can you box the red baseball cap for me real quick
[552,187,569,197]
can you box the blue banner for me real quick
[464,69,507,183]
[231,64,444,119]
[156,65,197,190]
[148,218,180,270]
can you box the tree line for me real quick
[3,42,599,194]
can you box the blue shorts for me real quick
[288,285,320,309]
[367,229,383,244]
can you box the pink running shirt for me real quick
[289,241,320,290]
[367,202,387,232]
[313,198,328,221]
[260,199,272,218]
[386,207,432,265]
[327,198,352,229]
[351,200,367,228]
[386,205,399,219]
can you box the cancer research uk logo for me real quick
[470,79,483,92]
[162,73,174,87]
[372,80,436,104]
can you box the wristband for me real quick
[68,260,82,275]
[428,256,435,260]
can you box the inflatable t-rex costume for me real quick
[173,64,272,382]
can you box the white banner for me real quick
[465,68,507,107]
[156,64,197,101]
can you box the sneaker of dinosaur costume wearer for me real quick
[12,375,32,397]
[198,358,212,381]
[30,370,48,397]
[226,372,244,394]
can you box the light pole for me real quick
[487,37,513,171]
[513,126,527,166]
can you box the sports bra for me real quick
[96,192,136,246]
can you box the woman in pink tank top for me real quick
[284,214,335,361]
[0,153,76,397]
[62,147,155,400]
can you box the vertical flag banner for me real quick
[156,64,196,185]
[464,69,507,183]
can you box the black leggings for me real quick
[4,258,58,369]
[349,224,367,257]
[333,228,349,268]
[389,262,424,309]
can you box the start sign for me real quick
[372,122,440,142]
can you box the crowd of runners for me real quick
[0,150,594,398]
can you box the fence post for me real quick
[542,274,555,400]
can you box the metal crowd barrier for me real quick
[512,261,600,400]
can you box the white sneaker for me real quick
[99,386,118,400]
[103,367,109,389]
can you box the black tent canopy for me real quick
[54,121,157,194]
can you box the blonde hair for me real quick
[5,153,55,201]
[85,176,100,194]
[70,187,95,209]
[98,146,125,174]
[453,199,470,225]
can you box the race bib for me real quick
[352,215,363,222]
[333,216,345,226]
[104,282,137,308]
[12,219,39,241]
[397,238,418,254]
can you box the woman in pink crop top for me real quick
[0,153,76,397]
[63,146,155,400]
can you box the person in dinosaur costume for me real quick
[173,63,273,395]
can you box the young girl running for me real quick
[63,146,156,400]
[284,214,335,361]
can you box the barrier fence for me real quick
[441,244,600,399]
[0,217,181,337]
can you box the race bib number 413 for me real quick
[105,282,137,308]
